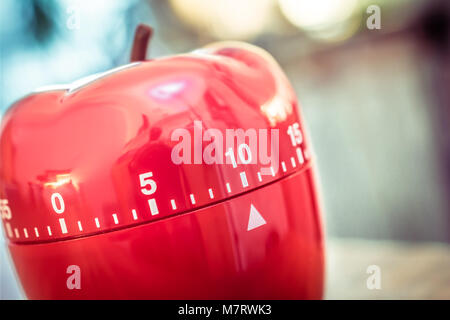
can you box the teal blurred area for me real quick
[1,0,449,299]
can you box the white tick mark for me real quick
[112,213,119,225]
[208,188,214,199]
[226,183,231,193]
[148,199,159,215]
[281,161,287,172]
[296,147,304,165]
[23,228,29,238]
[77,221,83,231]
[190,194,196,205]
[95,217,100,228]
[5,223,13,238]
[59,218,68,234]
[171,199,177,210]
[47,226,52,236]
[132,209,138,220]
[291,157,296,168]
[34,227,39,238]
[240,172,249,188]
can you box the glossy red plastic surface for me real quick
[0,41,324,299]
[9,168,323,299]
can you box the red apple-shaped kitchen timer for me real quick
[0,25,324,299]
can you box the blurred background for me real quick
[1,0,449,299]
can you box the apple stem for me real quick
[130,24,153,62]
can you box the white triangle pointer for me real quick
[247,204,266,231]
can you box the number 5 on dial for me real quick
[139,172,157,195]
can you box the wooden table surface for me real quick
[325,238,450,299]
